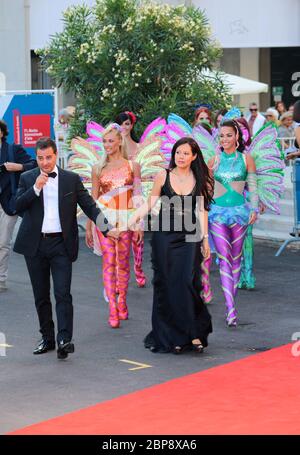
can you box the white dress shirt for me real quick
[34,166,62,233]
[246,112,266,136]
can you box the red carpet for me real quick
[10,344,300,435]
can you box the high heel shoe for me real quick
[108,304,120,328]
[226,308,237,328]
[136,274,146,288]
[192,342,204,353]
[227,319,237,328]
[192,343,204,353]
[109,318,120,329]
[118,297,128,320]
[118,310,128,321]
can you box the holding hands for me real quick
[107,227,122,239]
[85,227,94,248]
[86,218,144,247]
[86,225,122,246]
[201,238,210,259]
[128,212,141,230]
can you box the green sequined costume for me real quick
[238,224,256,289]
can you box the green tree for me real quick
[38,0,231,137]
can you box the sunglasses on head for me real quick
[250,108,258,112]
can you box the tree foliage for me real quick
[38,0,231,137]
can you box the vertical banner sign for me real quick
[0,93,55,157]
[22,114,51,147]
[13,109,21,144]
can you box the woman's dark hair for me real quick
[0,119,9,141]
[275,100,286,113]
[214,108,228,128]
[220,120,245,153]
[115,111,139,142]
[293,100,300,123]
[169,137,214,210]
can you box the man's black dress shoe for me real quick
[57,341,75,360]
[33,339,55,355]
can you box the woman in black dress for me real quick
[129,137,213,354]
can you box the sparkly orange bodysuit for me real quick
[96,161,135,328]
[106,144,146,287]
[98,160,134,207]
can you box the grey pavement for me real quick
[0,232,299,434]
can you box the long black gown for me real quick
[144,170,213,353]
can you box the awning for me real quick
[222,73,269,95]
[201,70,269,95]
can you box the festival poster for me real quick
[0,93,55,157]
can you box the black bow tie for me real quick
[48,172,57,178]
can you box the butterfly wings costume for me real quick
[68,119,166,297]
[162,113,284,325]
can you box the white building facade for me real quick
[0,0,300,109]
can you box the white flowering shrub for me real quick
[38,0,231,137]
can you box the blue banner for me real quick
[0,93,55,157]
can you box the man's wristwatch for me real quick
[203,234,209,239]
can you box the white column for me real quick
[239,48,260,111]
[24,0,32,90]
[0,0,30,90]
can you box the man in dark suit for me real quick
[0,119,37,292]
[14,137,114,359]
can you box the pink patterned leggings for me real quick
[209,222,248,324]
[97,230,133,322]
[131,232,146,287]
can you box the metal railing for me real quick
[278,137,297,166]
[275,158,300,256]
